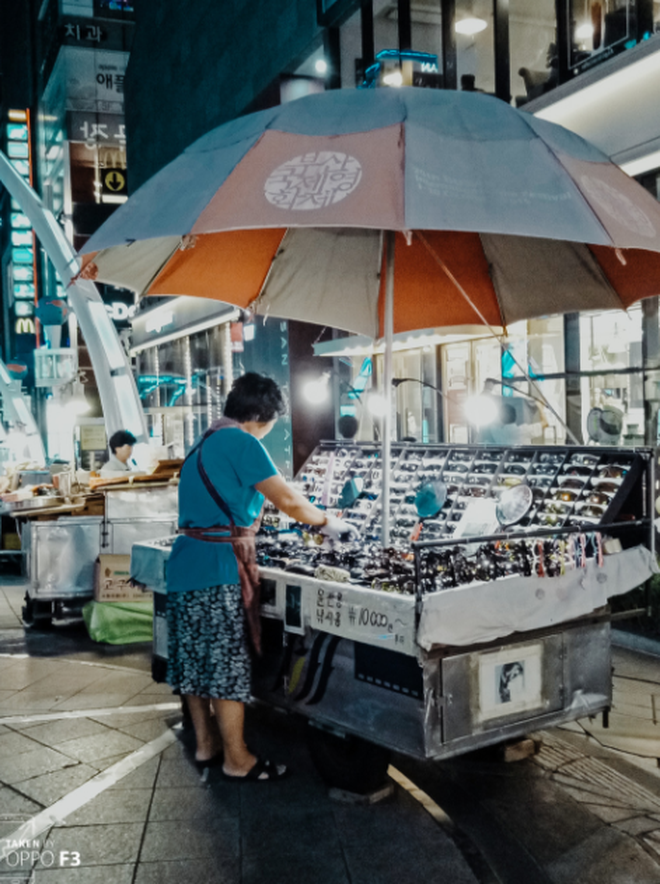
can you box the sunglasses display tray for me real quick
[130,534,656,655]
[285,441,648,544]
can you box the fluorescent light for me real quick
[455,17,487,35]
[367,393,388,417]
[575,23,594,40]
[465,394,499,427]
[303,373,330,404]
[383,71,403,87]
[620,150,660,177]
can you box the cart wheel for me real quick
[21,595,53,630]
[306,725,391,794]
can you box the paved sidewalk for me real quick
[0,579,478,884]
[2,574,660,883]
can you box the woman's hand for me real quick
[319,515,359,545]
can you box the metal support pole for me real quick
[382,230,395,547]
[398,0,412,52]
[555,0,570,84]
[564,313,583,444]
[493,0,511,103]
[361,0,375,69]
[441,0,457,91]
[323,28,342,89]
[642,296,660,449]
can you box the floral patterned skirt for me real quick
[166,583,252,701]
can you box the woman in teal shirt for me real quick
[167,372,354,781]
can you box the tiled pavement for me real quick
[0,579,478,884]
[2,574,660,883]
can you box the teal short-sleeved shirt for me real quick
[166,426,277,592]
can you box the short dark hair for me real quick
[224,373,287,423]
[109,429,137,452]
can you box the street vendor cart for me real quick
[131,441,656,788]
[13,478,178,628]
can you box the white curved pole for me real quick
[0,151,147,442]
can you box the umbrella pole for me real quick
[382,230,395,547]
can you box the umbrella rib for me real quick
[250,229,291,318]
[415,231,580,445]
[518,116,622,257]
[416,231,505,334]
[139,241,183,296]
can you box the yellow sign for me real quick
[103,169,126,193]
[15,317,35,334]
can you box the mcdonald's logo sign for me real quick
[15,317,35,334]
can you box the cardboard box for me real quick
[2,533,21,550]
[95,554,152,603]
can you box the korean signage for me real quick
[61,17,133,49]
[6,110,37,347]
[67,111,125,147]
[56,47,128,115]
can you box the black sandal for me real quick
[221,757,288,781]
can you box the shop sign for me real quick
[62,20,105,43]
[145,310,174,334]
[67,111,126,148]
[101,167,127,195]
[105,301,135,323]
[15,318,36,335]
[80,424,107,450]
[7,110,36,344]
[61,17,132,49]
[59,47,128,115]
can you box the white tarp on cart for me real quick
[418,545,657,649]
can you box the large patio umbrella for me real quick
[79,87,660,543]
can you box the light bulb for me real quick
[315,59,328,75]
[464,394,498,427]
[367,394,388,417]
[303,373,330,404]
[575,23,594,39]
[455,17,487,35]
[383,71,403,87]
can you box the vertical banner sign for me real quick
[7,109,38,361]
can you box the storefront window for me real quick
[392,347,441,442]
[455,0,495,94]
[511,0,558,106]
[136,325,229,457]
[579,306,644,445]
[637,167,660,201]
[494,317,567,444]
[567,0,647,75]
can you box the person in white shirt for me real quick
[100,429,137,476]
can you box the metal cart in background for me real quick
[18,484,178,628]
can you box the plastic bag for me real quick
[82,599,153,644]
